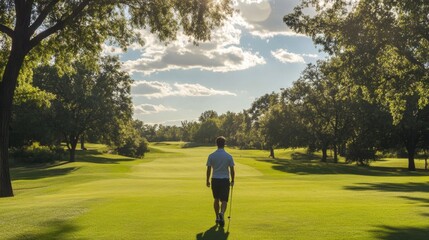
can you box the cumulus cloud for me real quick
[110,0,311,75]
[271,49,305,64]
[131,81,237,99]
[134,104,177,115]
[119,17,266,75]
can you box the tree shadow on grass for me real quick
[371,225,429,240]
[11,166,79,181]
[344,182,429,193]
[75,149,135,164]
[181,142,209,148]
[196,225,229,240]
[10,220,85,240]
[346,182,429,217]
[10,149,135,181]
[258,156,428,177]
[399,196,429,204]
[398,196,429,217]
[290,152,320,161]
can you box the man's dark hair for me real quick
[216,136,226,148]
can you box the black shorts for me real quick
[211,178,230,202]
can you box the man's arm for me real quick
[230,166,235,187]
[206,166,212,187]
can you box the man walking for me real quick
[206,136,235,227]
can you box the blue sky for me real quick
[103,0,325,126]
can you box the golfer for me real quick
[206,136,235,227]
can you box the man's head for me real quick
[216,136,226,148]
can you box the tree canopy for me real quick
[33,56,133,162]
[0,0,234,197]
[284,0,429,170]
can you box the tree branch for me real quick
[25,0,35,23]
[28,0,60,36]
[28,0,91,50]
[0,24,14,38]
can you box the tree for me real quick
[10,82,57,147]
[0,0,234,197]
[218,111,242,146]
[249,92,279,125]
[284,0,429,170]
[155,125,182,141]
[235,110,253,149]
[199,110,219,122]
[248,92,279,150]
[141,123,158,142]
[116,120,148,158]
[260,102,308,151]
[344,91,394,165]
[181,120,199,142]
[33,56,132,162]
[283,62,353,162]
[194,119,219,144]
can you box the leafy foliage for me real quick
[10,142,65,164]
[32,56,133,161]
[116,120,148,158]
[284,0,429,170]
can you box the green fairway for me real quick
[1,142,429,240]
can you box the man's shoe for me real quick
[219,212,225,227]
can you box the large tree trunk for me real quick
[333,144,338,163]
[321,146,328,162]
[402,123,418,171]
[80,135,86,150]
[406,144,416,171]
[0,41,27,197]
[69,137,79,162]
[269,146,275,159]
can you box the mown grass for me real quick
[0,143,428,239]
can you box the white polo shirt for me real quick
[206,148,235,179]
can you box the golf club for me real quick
[228,185,233,219]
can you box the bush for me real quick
[116,137,148,158]
[10,142,66,164]
[345,141,377,166]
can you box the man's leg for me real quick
[218,180,230,227]
[218,201,227,227]
[214,198,220,216]
[220,201,227,215]
[214,198,221,224]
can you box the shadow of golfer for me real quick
[196,225,229,240]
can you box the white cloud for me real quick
[111,0,313,75]
[271,49,305,64]
[134,104,177,115]
[120,18,266,75]
[131,81,237,99]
